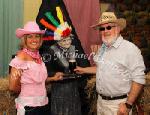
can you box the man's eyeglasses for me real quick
[98,26,116,31]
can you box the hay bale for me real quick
[85,73,150,115]
[86,76,97,115]
[0,73,148,115]
[0,77,9,91]
[144,72,150,113]
[0,76,52,114]
[0,77,16,114]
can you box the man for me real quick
[75,12,145,115]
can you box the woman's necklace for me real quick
[22,48,42,64]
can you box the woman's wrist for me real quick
[47,77,54,82]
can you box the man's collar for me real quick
[102,35,123,49]
[112,35,123,48]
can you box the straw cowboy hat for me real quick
[16,21,45,38]
[92,12,126,30]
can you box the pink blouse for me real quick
[9,56,48,106]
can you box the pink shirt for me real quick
[9,57,48,106]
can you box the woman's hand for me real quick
[9,67,22,93]
[52,72,64,81]
[47,72,64,82]
[10,67,23,78]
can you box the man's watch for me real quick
[125,102,132,109]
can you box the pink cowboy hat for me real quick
[16,21,45,38]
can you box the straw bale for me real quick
[86,76,97,115]
[85,73,150,115]
[0,77,9,91]
[0,77,16,114]
[144,72,150,113]
[0,72,149,115]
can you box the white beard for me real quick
[102,33,119,46]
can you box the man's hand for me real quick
[74,66,86,74]
[74,66,96,74]
[117,103,130,115]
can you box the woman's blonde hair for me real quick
[19,34,43,50]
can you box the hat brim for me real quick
[16,29,45,38]
[91,18,126,31]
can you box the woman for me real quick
[9,21,63,115]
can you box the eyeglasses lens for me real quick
[99,26,113,31]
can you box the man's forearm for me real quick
[126,81,144,105]
[84,66,97,74]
